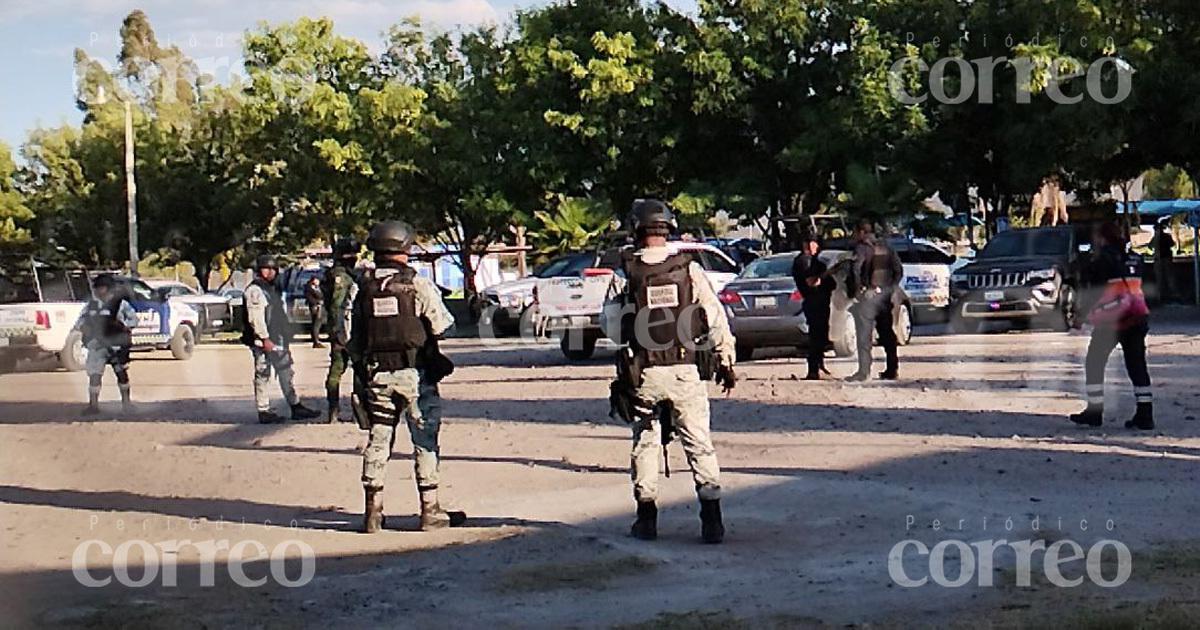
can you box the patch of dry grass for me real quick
[494,554,657,594]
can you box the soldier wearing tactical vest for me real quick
[609,199,737,544]
[78,274,139,415]
[242,254,320,424]
[343,221,459,533]
[846,218,902,381]
[323,237,360,424]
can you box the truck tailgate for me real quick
[536,276,612,318]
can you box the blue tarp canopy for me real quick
[1117,198,1200,217]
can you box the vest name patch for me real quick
[373,296,400,317]
[645,284,680,309]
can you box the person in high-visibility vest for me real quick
[1070,221,1153,431]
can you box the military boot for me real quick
[290,402,320,420]
[1069,404,1103,427]
[700,499,725,544]
[363,487,384,534]
[419,488,451,531]
[630,501,657,540]
[1125,403,1154,431]
[258,410,286,424]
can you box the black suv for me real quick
[949,226,1087,332]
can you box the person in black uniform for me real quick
[846,218,902,381]
[1070,221,1154,430]
[791,233,833,380]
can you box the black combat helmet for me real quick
[366,220,415,254]
[91,273,117,289]
[629,199,677,232]
[332,237,360,260]
[255,254,279,271]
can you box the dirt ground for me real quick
[2,314,1200,629]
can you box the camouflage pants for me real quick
[631,364,721,502]
[85,343,130,399]
[251,346,299,413]
[361,368,443,490]
[325,345,351,398]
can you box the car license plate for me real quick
[984,290,1005,301]
[570,316,592,327]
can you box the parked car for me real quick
[949,225,1086,333]
[480,253,595,337]
[720,251,913,361]
[537,242,739,360]
[143,279,233,335]
[892,238,957,324]
[278,264,331,333]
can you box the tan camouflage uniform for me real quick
[342,271,455,491]
[610,245,736,502]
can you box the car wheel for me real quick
[736,344,755,362]
[560,332,597,361]
[833,312,857,357]
[170,325,196,360]
[895,303,913,346]
[59,331,86,371]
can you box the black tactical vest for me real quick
[870,242,894,289]
[240,277,289,346]
[361,264,428,371]
[80,296,131,347]
[625,253,700,367]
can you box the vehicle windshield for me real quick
[978,230,1069,259]
[739,256,794,279]
[535,253,592,278]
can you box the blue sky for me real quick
[0,0,695,152]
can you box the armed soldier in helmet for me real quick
[323,237,360,424]
[341,221,460,533]
[78,274,139,415]
[242,254,320,424]
[607,199,737,544]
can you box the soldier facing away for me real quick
[608,199,737,544]
[242,254,320,424]
[342,220,460,533]
[324,237,360,424]
[78,273,138,415]
[846,218,902,382]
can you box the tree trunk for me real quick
[458,230,480,325]
[196,259,213,293]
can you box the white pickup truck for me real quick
[0,264,199,373]
[534,242,740,360]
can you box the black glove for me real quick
[716,364,737,394]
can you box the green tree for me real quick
[528,196,613,256]
[0,142,34,248]
[508,0,684,215]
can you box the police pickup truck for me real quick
[0,262,199,372]
[534,242,739,360]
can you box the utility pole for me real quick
[124,100,140,278]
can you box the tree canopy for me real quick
[10,1,1199,295]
